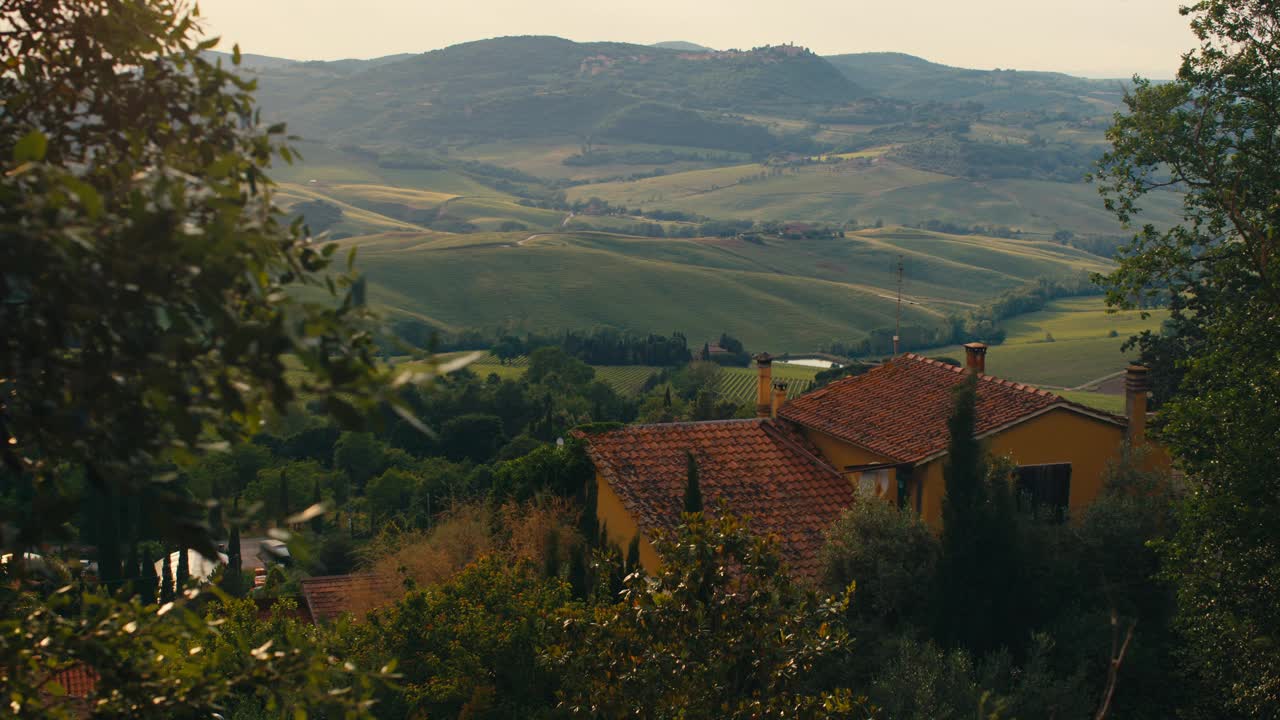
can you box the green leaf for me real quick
[13,130,47,162]
[64,178,103,218]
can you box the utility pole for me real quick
[893,255,904,357]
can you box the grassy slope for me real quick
[271,144,572,233]
[450,138,747,182]
[566,157,1181,235]
[408,352,825,402]
[922,296,1167,389]
[346,227,1107,352]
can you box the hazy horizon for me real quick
[195,0,1194,79]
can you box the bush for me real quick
[821,500,939,630]
[345,556,572,719]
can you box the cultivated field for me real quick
[564,158,1183,234]
[412,353,662,395]
[716,364,820,403]
[921,296,1167,389]
[343,226,1109,352]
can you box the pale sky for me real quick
[194,0,1195,79]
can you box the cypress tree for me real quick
[139,546,157,605]
[160,549,174,602]
[567,543,589,600]
[690,390,711,420]
[278,468,290,519]
[579,477,599,547]
[175,545,189,592]
[224,521,243,597]
[310,476,324,534]
[124,535,139,596]
[683,451,703,514]
[608,544,625,598]
[663,385,672,408]
[933,375,995,652]
[96,478,122,590]
[626,533,642,573]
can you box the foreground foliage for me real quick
[1096,0,1280,714]
[0,0,396,563]
[1,587,388,719]
[554,514,870,719]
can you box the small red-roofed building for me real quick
[578,344,1163,580]
[576,418,853,581]
[299,573,400,623]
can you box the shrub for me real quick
[820,500,939,630]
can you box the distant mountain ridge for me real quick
[239,36,861,150]
[826,51,1129,113]
[226,37,1132,150]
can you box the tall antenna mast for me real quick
[893,255,904,357]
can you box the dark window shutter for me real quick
[1015,463,1072,522]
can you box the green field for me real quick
[413,353,662,395]
[565,158,1182,234]
[922,296,1167,389]
[451,138,747,182]
[1059,391,1126,415]
[398,352,827,403]
[717,364,820,402]
[346,226,1108,352]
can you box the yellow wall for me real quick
[804,408,1159,529]
[595,472,661,572]
[802,428,904,503]
[986,408,1128,519]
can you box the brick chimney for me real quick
[771,380,788,418]
[754,353,773,418]
[1125,364,1150,444]
[963,342,988,375]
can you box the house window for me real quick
[849,467,892,499]
[1015,463,1072,521]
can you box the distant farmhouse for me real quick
[578,344,1162,580]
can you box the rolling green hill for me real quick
[825,52,1128,114]
[238,38,1171,381]
[340,227,1110,352]
[236,37,1173,244]
[242,36,861,149]
[921,296,1167,388]
[566,156,1181,235]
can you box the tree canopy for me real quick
[0,0,408,558]
[1095,1,1280,713]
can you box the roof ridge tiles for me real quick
[760,420,842,480]
[617,418,763,430]
[779,351,1125,462]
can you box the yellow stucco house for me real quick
[578,344,1159,580]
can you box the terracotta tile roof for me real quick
[576,418,854,580]
[300,574,400,622]
[780,353,1125,463]
[49,665,98,697]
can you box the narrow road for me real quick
[517,233,553,246]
